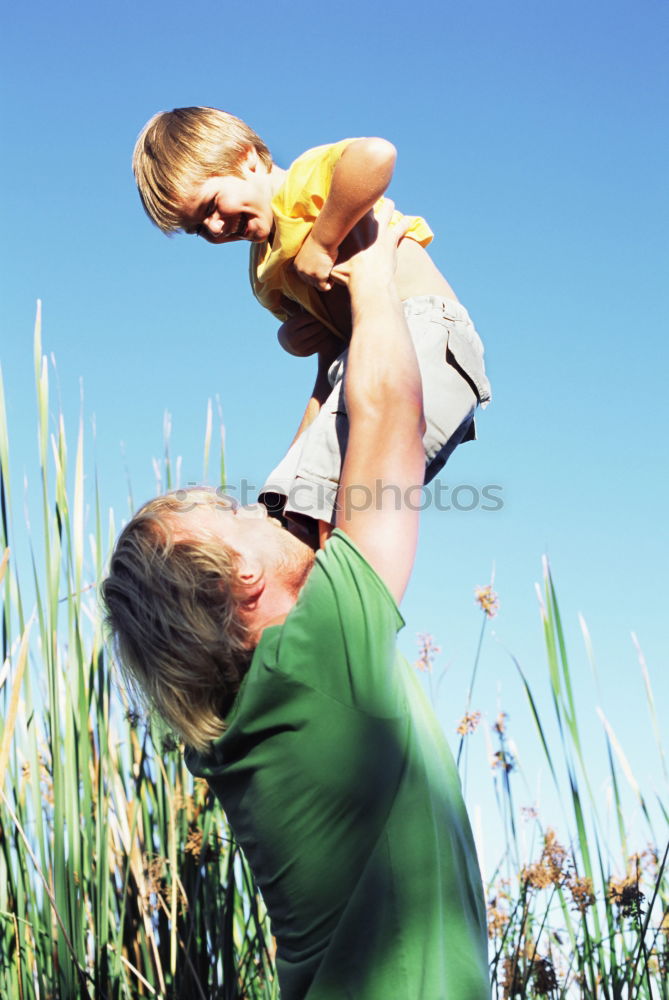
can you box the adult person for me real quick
[102,203,490,998]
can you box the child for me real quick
[133,107,491,538]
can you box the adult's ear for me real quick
[236,556,265,611]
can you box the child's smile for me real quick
[177,148,283,246]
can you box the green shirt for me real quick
[186,531,489,999]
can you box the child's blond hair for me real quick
[133,107,273,234]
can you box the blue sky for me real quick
[2,0,667,871]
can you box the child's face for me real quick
[177,148,275,245]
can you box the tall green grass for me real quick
[464,572,668,998]
[0,310,666,997]
[0,309,275,999]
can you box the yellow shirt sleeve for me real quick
[250,140,434,338]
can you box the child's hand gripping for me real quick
[292,232,338,292]
[294,202,410,295]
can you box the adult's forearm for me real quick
[345,273,424,438]
[335,206,426,604]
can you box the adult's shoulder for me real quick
[266,529,406,714]
[294,529,404,625]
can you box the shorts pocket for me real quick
[445,314,492,407]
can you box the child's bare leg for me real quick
[279,317,343,447]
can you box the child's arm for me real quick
[293,138,397,293]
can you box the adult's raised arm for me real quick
[334,204,425,604]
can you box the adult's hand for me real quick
[329,207,411,289]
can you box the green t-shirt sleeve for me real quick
[270,529,408,718]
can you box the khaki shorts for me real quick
[259,295,491,526]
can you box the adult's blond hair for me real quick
[101,492,253,751]
[132,106,273,234]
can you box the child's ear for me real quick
[242,146,260,172]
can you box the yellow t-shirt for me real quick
[250,139,434,339]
